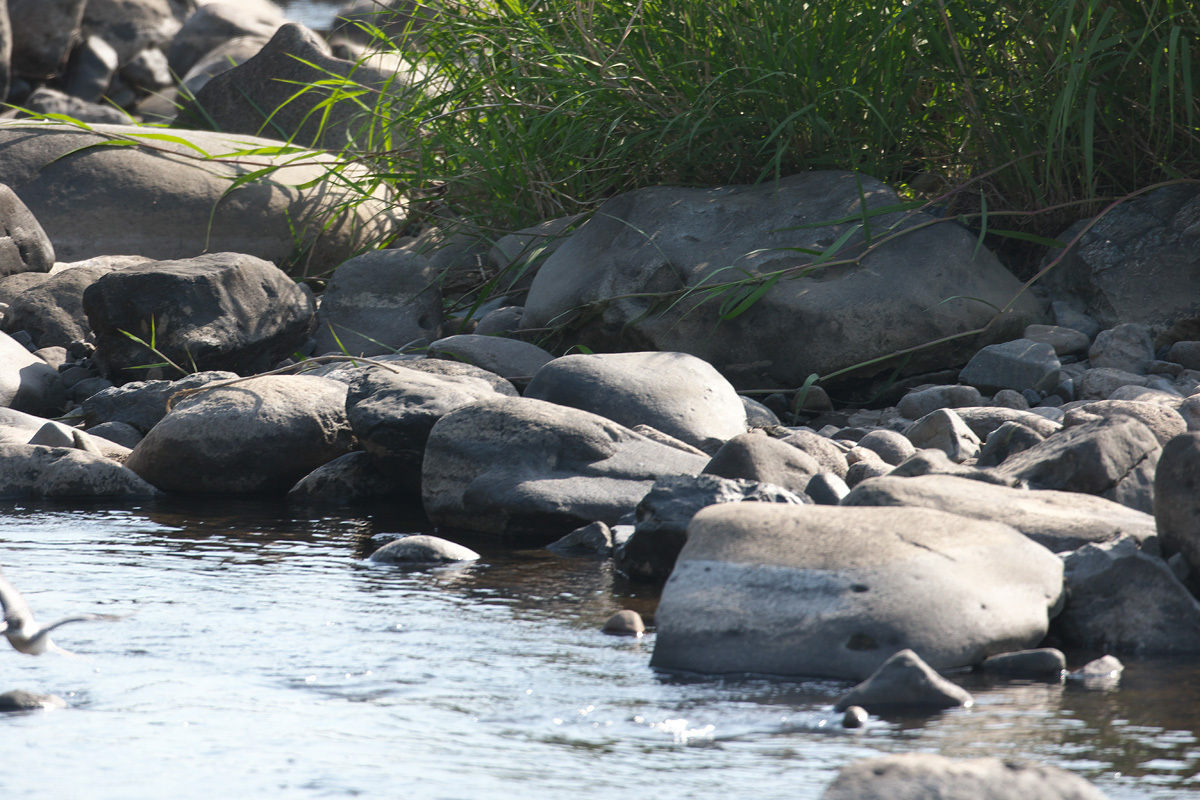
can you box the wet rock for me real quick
[546,521,613,556]
[0,122,396,276]
[288,451,405,504]
[428,335,553,385]
[806,471,850,505]
[313,249,443,357]
[345,364,514,491]
[422,396,708,541]
[702,432,820,495]
[524,351,747,453]
[902,408,980,462]
[1068,655,1125,687]
[79,371,239,433]
[856,429,915,466]
[0,689,67,712]
[1022,323,1091,356]
[840,706,868,728]
[896,384,984,420]
[126,375,354,495]
[780,429,849,477]
[1088,323,1155,374]
[832,648,973,713]
[0,443,157,499]
[1053,536,1200,653]
[521,172,1043,390]
[601,610,645,636]
[843,474,1158,553]
[959,338,1060,394]
[978,648,1066,679]
[993,416,1159,495]
[650,503,1063,680]
[821,753,1111,800]
[369,534,479,564]
[975,421,1045,468]
[83,253,315,382]
[0,184,54,277]
[615,473,807,582]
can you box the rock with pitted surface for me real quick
[422,396,709,541]
[126,375,354,495]
[524,351,747,453]
[821,753,1111,800]
[83,253,315,382]
[520,172,1042,390]
[345,364,515,491]
[843,474,1158,553]
[651,503,1063,680]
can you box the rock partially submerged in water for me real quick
[0,690,67,712]
[821,753,1111,800]
[422,396,708,541]
[651,503,1063,680]
[833,649,973,713]
[369,534,479,564]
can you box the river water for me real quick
[0,499,1196,798]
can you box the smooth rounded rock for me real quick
[1155,432,1200,573]
[368,534,479,564]
[702,432,820,494]
[602,610,645,636]
[0,689,67,711]
[833,648,973,713]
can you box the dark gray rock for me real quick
[1167,340,1200,371]
[1154,431,1200,574]
[821,754,1111,800]
[0,689,67,711]
[546,521,613,555]
[487,213,584,298]
[369,534,479,564]
[80,0,186,64]
[833,648,973,713]
[959,338,1060,394]
[166,0,284,77]
[83,421,142,449]
[345,363,513,491]
[0,122,396,276]
[524,351,747,453]
[313,249,443,357]
[84,253,315,382]
[64,35,118,103]
[0,442,157,499]
[650,503,1063,680]
[702,432,820,495]
[978,648,1066,679]
[422,396,709,541]
[125,375,355,495]
[741,395,781,428]
[896,384,983,420]
[806,471,850,505]
[9,0,86,80]
[1053,536,1200,653]
[975,421,1045,468]
[0,184,53,277]
[615,473,808,582]
[79,371,239,433]
[994,416,1160,495]
[473,306,523,336]
[288,451,406,504]
[601,609,645,636]
[843,474,1158,553]
[520,172,1043,390]
[178,33,270,99]
[119,47,171,92]
[1052,300,1102,339]
[1022,323,1090,356]
[1,262,120,348]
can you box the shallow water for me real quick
[0,499,1197,799]
[277,0,355,31]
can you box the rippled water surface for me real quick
[277,0,355,30]
[0,500,1197,799]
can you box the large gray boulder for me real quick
[9,0,86,80]
[1153,431,1200,575]
[1043,184,1200,329]
[0,122,397,277]
[843,474,1158,553]
[0,443,157,499]
[422,396,709,540]
[994,415,1159,495]
[524,351,747,452]
[651,503,1064,680]
[344,363,516,491]
[313,248,442,356]
[521,172,1044,389]
[83,252,315,382]
[125,375,355,494]
[821,754,1110,800]
[0,184,53,276]
[1052,536,1200,653]
[175,23,420,150]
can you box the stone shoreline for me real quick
[1,1,1197,797]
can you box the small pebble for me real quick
[841,705,868,728]
[602,609,645,637]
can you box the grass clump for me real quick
[342,0,1198,268]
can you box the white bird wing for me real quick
[0,568,34,625]
[38,613,121,636]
